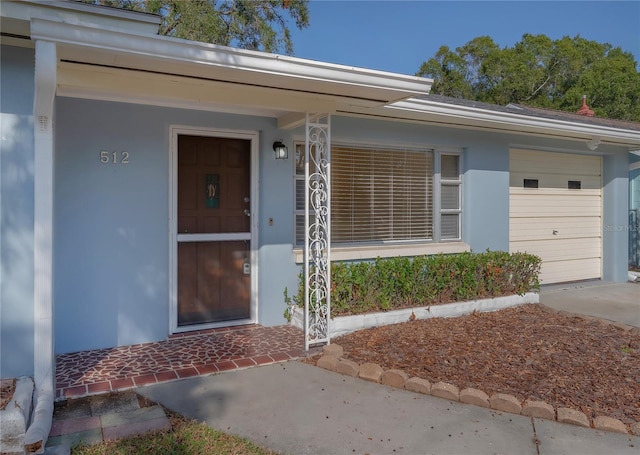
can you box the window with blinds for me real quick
[440,154,462,240]
[332,146,434,243]
[295,143,441,246]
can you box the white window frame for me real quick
[293,141,468,262]
[435,150,463,242]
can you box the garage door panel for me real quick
[509,217,601,241]
[510,193,601,218]
[510,237,600,262]
[510,172,601,190]
[511,205,600,218]
[509,149,602,284]
[538,259,601,284]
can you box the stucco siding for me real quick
[53,97,296,353]
[1,45,35,377]
[463,145,510,253]
[602,151,630,282]
[50,98,634,354]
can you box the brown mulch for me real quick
[331,304,640,426]
[1,378,16,411]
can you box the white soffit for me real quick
[30,18,432,109]
[57,61,340,118]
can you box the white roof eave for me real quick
[385,98,640,148]
[30,17,432,106]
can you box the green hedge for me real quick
[284,250,541,319]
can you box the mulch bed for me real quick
[331,304,640,426]
[1,378,16,411]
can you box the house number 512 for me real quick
[100,150,130,164]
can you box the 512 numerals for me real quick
[100,150,129,164]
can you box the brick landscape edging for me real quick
[313,342,640,436]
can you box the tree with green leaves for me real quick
[80,0,310,55]
[418,34,640,121]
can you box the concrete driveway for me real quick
[540,280,640,328]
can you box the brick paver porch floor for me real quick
[55,324,315,400]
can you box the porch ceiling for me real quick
[31,17,433,127]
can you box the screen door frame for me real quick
[169,125,259,333]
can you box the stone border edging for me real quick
[315,343,640,436]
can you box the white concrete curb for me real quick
[0,376,34,454]
[291,292,539,338]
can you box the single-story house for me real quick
[2,0,639,447]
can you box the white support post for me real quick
[304,113,331,350]
[24,40,56,454]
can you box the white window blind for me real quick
[331,146,434,244]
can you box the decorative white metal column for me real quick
[304,113,331,350]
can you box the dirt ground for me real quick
[331,304,640,427]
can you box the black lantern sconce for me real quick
[273,140,288,160]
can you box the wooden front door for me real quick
[177,135,251,326]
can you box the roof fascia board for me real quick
[18,0,160,24]
[388,98,640,146]
[30,18,432,102]
[3,0,160,37]
[335,106,639,149]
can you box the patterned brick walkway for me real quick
[55,324,314,400]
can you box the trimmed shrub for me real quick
[285,250,540,319]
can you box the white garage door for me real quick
[509,149,602,284]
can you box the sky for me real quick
[287,1,640,76]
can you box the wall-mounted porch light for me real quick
[273,141,288,159]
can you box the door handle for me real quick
[244,209,251,217]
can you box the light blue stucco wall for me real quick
[1,45,35,377]
[54,97,297,353]
[50,99,633,354]
[602,150,631,281]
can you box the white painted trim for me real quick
[168,126,260,334]
[177,233,251,242]
[24,39,56,450]
[386,99,640,146]
[290,293,539,338]
[630,161,640,171]
[293,242,470,264]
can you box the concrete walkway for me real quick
[45,281,639,454]
[139,361,640,455]
[540,281,640,328]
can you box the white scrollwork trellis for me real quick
[304,113,331,350]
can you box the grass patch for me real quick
[72,410,279,455]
